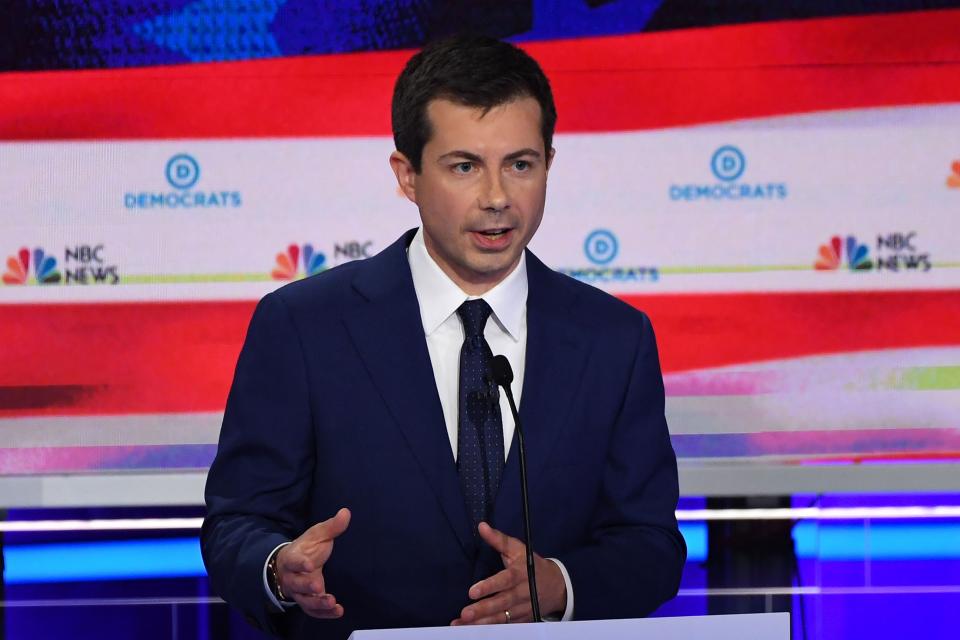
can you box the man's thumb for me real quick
[314,507,351,541]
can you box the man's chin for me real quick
[465,255,522,281]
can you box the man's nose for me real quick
[480,171,509,212]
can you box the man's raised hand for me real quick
[452,522,567,625]
[276,507,351,619]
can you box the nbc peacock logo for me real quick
[271,244,327,281]
[815,235,873,271]
[2,247,62,285]
[948,160,960,189]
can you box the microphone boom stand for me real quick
[491,355,541,623]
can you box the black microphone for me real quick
[490,355,542,623]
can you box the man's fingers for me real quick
[295,593,336,608]
[281,548,317,574]
[306,604,344,620]
[304,507,352,543]
[297,593,344,619]
[472,601,532,626]
[500,601,533,625]
[468,567,518,600]
[458,590,511,623]
[283,571,325,597]
[477,522,520,558]
[455,589,532,626]
[280,508,352,573]
[275,510,351,618]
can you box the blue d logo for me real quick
[165,154,200,190]
[710,146,745,182]
[585,230,618,265]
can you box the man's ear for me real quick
[546,147,556,172]
[390,151,418,203]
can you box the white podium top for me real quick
[348,613,790,639]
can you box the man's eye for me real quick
[513,160,530,171]
[454,162,473,174]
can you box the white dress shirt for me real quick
[265,229,574,621]
[408,229,574,622]
[407,228,527,461]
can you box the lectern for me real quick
[348,612,789,639]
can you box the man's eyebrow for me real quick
[437,150,483,163]
[503,148,542,161]
[436,148,543,163]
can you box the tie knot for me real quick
[457,299,492,338]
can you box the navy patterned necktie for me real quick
[456,299,505,533]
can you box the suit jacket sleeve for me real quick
[201,292,313,636]
[556,311,686,619]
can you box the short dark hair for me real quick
[391,35,557,173]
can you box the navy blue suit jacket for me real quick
[202,230,685,639]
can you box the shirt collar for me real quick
[408,227,527,340]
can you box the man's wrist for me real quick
[263,542,296,610]
[545,558,574,621]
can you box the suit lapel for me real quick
[343,231,476,557]
[493,252,590,532]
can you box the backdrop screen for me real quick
[2,1,959,499]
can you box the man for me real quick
[202,35,685,639]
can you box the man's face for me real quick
[391,96,553,295]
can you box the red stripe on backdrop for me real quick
[628,290,960,374]
[0,301,256,417]
[2,10,960,140]
[0,289,958,417]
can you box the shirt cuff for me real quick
[262,541,297,611]
[545,558,575,621]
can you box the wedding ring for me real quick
[504,610,511,623]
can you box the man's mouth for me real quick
[470,227,515,249]
[476,228,511,238]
